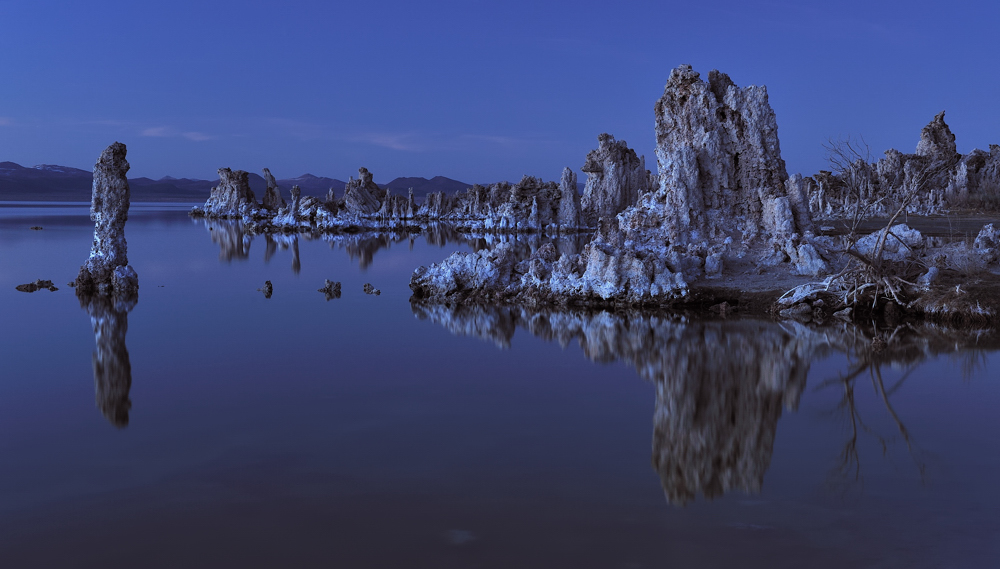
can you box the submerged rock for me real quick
[74,142,139,301]
[16,279,58,292]
[363,283,381,295]
[318,279,342,300]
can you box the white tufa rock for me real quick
[75,142,139,301]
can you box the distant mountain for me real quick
[0,161,93,200]
[279,173,347,195]
[0,161,471,202]
[383,176,470,198]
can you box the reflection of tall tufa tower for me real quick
[650,321,811,505]
[79,284,134,427]
[409,303,829,506]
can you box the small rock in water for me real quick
[833,307,853,321]
[709,301,732,316]
[29,226,43,230]
[16,279,58,293]
[778,302,813,321]
[363,283,380,295]
[260,280,273,298]
[318,279,342,300]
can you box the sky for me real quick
[2,0,1000,184]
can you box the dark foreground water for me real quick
[1,202,998,568]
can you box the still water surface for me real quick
[0,203,997,568]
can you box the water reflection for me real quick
[78,293,135,428]
[813,324,996,489]
[411,302,998,504]
[200,219,252,262]
[195,218,590,271]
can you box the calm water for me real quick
[1,203,998,568]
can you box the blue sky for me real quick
[2,0,999,183]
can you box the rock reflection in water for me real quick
[197,217,588,271]
[78,293,135,428]
[198,218,252,262]
[411,302,997,505]
[412,303,824,504]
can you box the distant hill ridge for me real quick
[0,161,474,202]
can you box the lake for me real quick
[1,202,998,568]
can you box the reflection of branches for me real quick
[952,350,989,382]
[819,325,931,490]
[836,378,861,484]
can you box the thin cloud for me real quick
[183,131,213,141]
[141,126,214,141]
[460,134,557,147]
[141,126,174,137]
[352,132,425,152]
[0,117,11,126]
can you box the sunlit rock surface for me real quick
[74,142,139,301]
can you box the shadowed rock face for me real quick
[651,65,802,247]
[342,167,386,215]
[79,293,133,428]
[200,168,260,218]
[75,142,139,301]
[916,111,958,161]
[261,168,286,211]
[557,168,581,228]
[581,133,651,225]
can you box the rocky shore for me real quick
[187,64,1000,325]
[408,66,1000,324]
